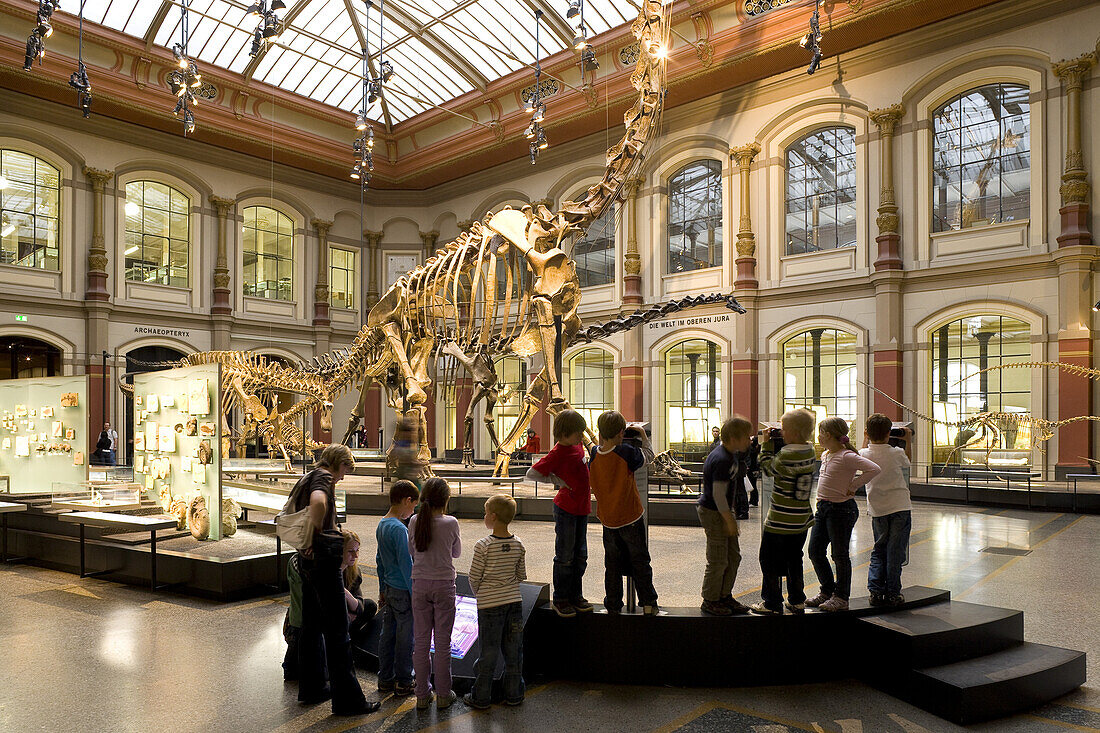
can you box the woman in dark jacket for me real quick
[292,445,379,716]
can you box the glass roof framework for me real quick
[65,0,640,125]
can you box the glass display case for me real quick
[51,481,142,512]
[0,375,90,494]
[223,479,346,517]
[88,466,135,483]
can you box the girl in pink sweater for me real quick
[805,417,881,612]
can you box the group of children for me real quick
[367,405,912,709]
[697,408,912,616]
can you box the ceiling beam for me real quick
[520,0,573,47]
[342,0,393,131]
[143,0,176,50]
[380,4,489,92]
[242,0,313,81]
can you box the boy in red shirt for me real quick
[525,409,590,618]
[589,411,658,615]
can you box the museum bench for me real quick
[59,511,177,590]
[958,469,1041,508]
[434,474,524,497]
[1065,473,1099,512]
[0,500,29,563]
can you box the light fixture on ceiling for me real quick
[799,0,823,75]
[247,0,285,58]
[68,0,93,119]
[23,0,58,72]
[566,0,580,19]
[581,46,598,72]
[170,0,200,136]
[527,10,547,165]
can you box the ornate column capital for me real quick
[364,230,384,248]
[729,142,761,168]
[456,219,475,233]
[623,176,644,200]
[419,230,440,253]
[870,103,905,136]
[311,218,333,238]
[209,195,235,218]
[82,167,113,190]
[1053,52,1096,93]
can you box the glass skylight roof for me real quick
[64,0,640,125]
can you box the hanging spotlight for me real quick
[247,0,285,58]
[170,0,200,136]
[379,60,395,83]
[527,9,548,165]
[801,0,823,75]
[566,0,580,19]
[573,29,588,50]
[536,128,548,150]
[581,46,599,72]
[22,0,58,72]
[69,62,92,119]
[532,103,545,123]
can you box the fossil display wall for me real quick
[132,363,225,540]
[0,376,90,494]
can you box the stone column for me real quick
[870,104,905,270]
[312,219,333,327]
[419,230,439,260]
[622,176,644,306]
[209,196,234,317]
[83,167,113,301]
[364,230,383,308]
[457,219,474,233]
[1053,53,1096,248]
[730,143,761,290]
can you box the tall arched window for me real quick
[933,83,1030,232]
[782,328,858,430]
[665,339,721,458]
[124,181,189,286]
[329,247,355,309]
[0,150,60,271]
[0,337,61,379]
[568,349,614,429]
[494,356,526,450]
[242,205,294,301]
[785,127,856,254]
[667,160,722,273]
[572,206,615,287]
[930,315,1031,464]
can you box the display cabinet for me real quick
[0,375,90,494]
[51,482,143,512]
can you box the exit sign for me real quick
[14,315,27,322]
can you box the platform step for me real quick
[857,601,1023,668]
[884,642,1086,725]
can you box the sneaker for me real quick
[553,601,577,618]
[886,593,905,606]
[463,693,491,710]
[377,679,395,693]
[749,602,782,615]
[333,700,381,716]
[701,599,733,616]
[604,605,622,615]
[819,595,849,612]
[643,604,659,616]
[572,597,594,613]
[805,592,831,608]
[416,693,434,710]
[721,597,750,615]
[394,681,415,697]
[436,690,458,709]
[784,600,806,614]
[868,593,888,607]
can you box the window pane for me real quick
[781,329,858,442]
[667,160,723,273]
[664,339,721,458]
[243,205,294,300]
[572,206,616,287]
[785,127,857,255]
[0,149,61,272]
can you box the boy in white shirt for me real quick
[860,413,913,607]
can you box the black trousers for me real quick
[298,554,367,713]
[603,518,658,609]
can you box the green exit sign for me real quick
[14,315,27,322]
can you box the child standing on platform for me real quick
[806,417,880,612]
[408,477,462,710]
[750,408,818,616]
[589,411,658,615]
[464,494,527,709]
[375,479,419,696]
[697,416,753,616]
[860,414,913,606]
[525,409,591,618]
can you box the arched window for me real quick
[568,349,614,429]
[124,181,189,287]
[782,329,858,430]
[572,206,615,287]
[242,206,294,301]
[0,337,61,379]
[667,160,722,273]
[930,315,1031,465]
[785,127,856,255]
[933,83,1030,232]
[494,356,527,450]
[0,150,60,271]
[665,339,721,458]
[329,247,355,309]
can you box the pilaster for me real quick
[622,176,644,306]
[209,195,234,319]
[1053,53,1096,248]
[364,230,383,308]
[312,219,333,327]
[730,143,760,290]
[870,104,905,270]
[83,167,113,302]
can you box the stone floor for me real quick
[0,500,1096,732]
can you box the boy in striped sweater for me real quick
[464,494,527,709]
[750,408,818,616]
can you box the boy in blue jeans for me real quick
[376,479,419,695]
[860,413,913,606]
[464,494,527,709]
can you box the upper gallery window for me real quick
[933,83,1030,232]
[0,150,60,272]
[242,205,294,301]
[785,127,856,255]
[668,160,722,273]
[124,181,190,287]
[782,328,858,432]
[329,246,355,309]
[572,206,615,288]
[568,348,615,430]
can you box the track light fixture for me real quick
[800,0,823,75]
[170,0,200,136]
[23,0,59,71]
[68,0,93,118]
[246,0,285,58]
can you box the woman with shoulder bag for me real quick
[292,444,379,716]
